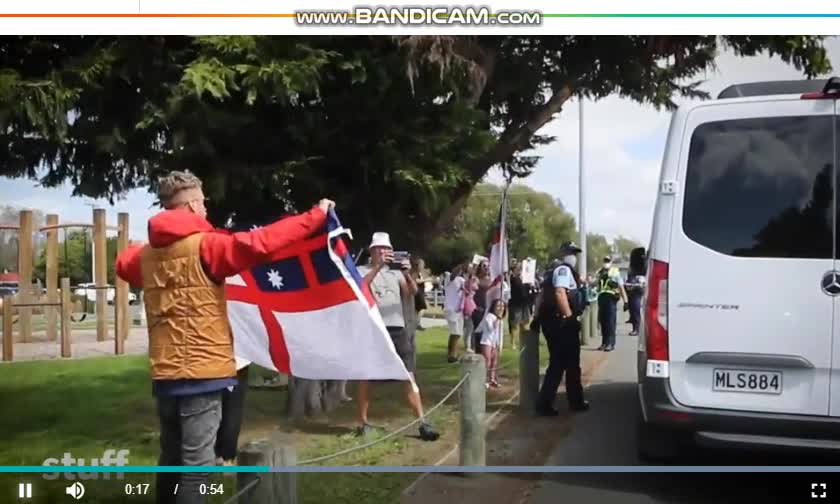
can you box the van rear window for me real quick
[683,115,834,258]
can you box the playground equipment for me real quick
[1,208,132,361]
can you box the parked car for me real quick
[73,282,138,305]
[637,77,840,460]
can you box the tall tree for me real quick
[586,233,611,274]
[0,36,830,252]
[424,182,577,273]
[613,235,643,260]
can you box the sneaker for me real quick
[597,345,606,351]
[536,406,559,417]
[629,330,639,336]
[605,346,615,352]
[419,422,440,441]
[355,423,377,437]
[447,356,458,363]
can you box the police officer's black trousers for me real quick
[537,318,584,409]
[598,294,618,348]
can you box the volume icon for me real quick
[66,482,85,500]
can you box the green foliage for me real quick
[586,233,612,274]
[425,183,577,272]
[613,235,643,260]
[0,36,831,249]
[32,231,117,286]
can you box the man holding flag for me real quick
[116,170,334,504]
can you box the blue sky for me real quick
[2,37,839,245]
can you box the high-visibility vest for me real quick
[597,266,621,297]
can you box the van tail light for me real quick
[801,76,840,100]
[645,259,669,362]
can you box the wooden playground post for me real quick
[60,277,71,358]
[115,212,129,355]
[18,210,33,343]
[45,214,59,342]
[93,208,108,342]
[2,295,12,361]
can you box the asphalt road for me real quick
[524,327,840,504]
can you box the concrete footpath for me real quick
[401,328,614,504]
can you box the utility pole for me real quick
[579,97,587,280]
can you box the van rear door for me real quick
[668,98,835,416]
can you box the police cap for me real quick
[559,241,582,255]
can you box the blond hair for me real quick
[158,171,203,208]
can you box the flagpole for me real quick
[500,181,510,355]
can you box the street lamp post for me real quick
[579,96,591,344]
[579,97,587,280]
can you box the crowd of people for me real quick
[114,169,647,503]
[437,245,647,407]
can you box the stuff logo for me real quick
[42,449,130,480]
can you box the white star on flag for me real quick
[267,269,284,290]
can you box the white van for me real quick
[637,77,840,460]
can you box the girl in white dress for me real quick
[477,299,506,388]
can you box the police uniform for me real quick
[596,261,624,351]
[535,257,588,415]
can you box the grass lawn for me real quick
[0,326,546,503]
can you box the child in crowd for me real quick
[477,298,506,388]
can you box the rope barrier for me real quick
[297,371,471,466]
[222,475,262,504]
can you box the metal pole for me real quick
[579,96,587,280]
[579,97,591,344]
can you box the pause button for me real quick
[18,483,32,499]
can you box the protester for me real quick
[461,262,479,352]
[507,262,531,350]
[471,261,492,351]
[215,358,250,466]
[443,264,466,362]
[478,298,506,388]
[357,232,440,441]
[401,259,419,370]
[115,170,333,504]
[411,257,429,331]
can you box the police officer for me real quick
[596,255,628,352]
[533,242,590,416]
[625,247,647,336]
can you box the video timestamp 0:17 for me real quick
[123,482,224,496]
